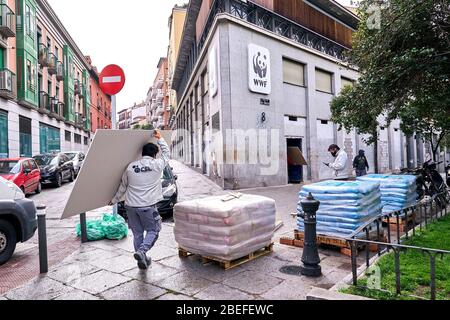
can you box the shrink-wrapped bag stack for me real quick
[357,174,417,213]
[174,194,276,261]
[297,180,382,238]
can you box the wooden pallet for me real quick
[383,212,416,233]
[280,231,387,257]
[178,244,274,270]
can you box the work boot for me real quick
[145,255,152,267]
[134,251,148,270]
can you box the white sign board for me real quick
[248,44,271,94]
[61,130,171,219]
[208,45,218,97]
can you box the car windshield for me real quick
[64,153,77,160]
[34,155,58,166]
[161,167,172,180]
[0,161,21,174]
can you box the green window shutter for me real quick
[0,110,8,158]
[0,48,5,69]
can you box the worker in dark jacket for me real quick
[353,150,369,177]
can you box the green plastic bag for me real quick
[76,220,106,241]
[76,214,128,241]
[101,214,129,240]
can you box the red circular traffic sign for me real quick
[99,64,126,96]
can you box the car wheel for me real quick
[0,220,17,265]
[54,173,62,188]
[69,170,75,182]
[35,182,42,194]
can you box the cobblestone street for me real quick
[0,160,354,300]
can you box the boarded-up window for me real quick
[315,69,333,93]
[341,77,354,89]
[283,58,305,86]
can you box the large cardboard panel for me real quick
[287,147,308,166]
[61,130,172,219]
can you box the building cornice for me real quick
[37,0,91,71]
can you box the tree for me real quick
[331,0,450,158]
[132,124,154,130]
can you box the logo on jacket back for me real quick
[133,165,153,174]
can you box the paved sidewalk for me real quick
[1,161,354,300]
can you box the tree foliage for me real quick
[331,0,450,152]
[132,124,154,130]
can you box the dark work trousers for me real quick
[126,206,162,254]
[356,169,368,177]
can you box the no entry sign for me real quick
[99,64,126,96]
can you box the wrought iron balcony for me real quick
[56,61,64,81]
[74,79,84,97]
[38,44,49,67]
[75,112,86,127]
[178,0,350,97]
[156,90,164,102]
[49,97,64,118]
[0,3,15,38]
[156,105,164,116]
[0,68,16,99]
[156,78,164,89]
[39,91,51,112]
[47,53,57,75]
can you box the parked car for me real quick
[33,153,75,187]
[0,176,37,265]
[0,158,42,195]
[118,166,178,218]
[62,151,85,177]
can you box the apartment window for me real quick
[283,58,305,86]
[47,79,52,96]
[315,69,333,94]
[0,110,8,158]
[203,72,209,95]
[55,46,59,59]
[74,133,81,144]
[341,77,354,89]
[25,5,35,39]
[65,130,71,142]
[26,60,32,90]
[39,123,60,154]
[19,117,32,157]
[46,36,51,50]
[84,137,88,145]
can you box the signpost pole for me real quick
[111,94,118,216]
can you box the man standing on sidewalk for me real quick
[110,130,170,269]
[324,144,349,180]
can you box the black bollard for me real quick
[36,205,48,274]
[79,212,88,243]
[299,193,322,277]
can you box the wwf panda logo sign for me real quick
[248,44,271,94]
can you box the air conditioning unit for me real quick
[0,70,13,91]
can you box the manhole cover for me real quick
[279,265,302,276]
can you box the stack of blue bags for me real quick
[357,174,417,213]
[298,180,383,238]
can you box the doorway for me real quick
[287,138,303,183]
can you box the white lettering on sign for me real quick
[248,44,271,95]
[102,76,122,84]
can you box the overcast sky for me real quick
[48,0,350,112]
[47,0,188,112]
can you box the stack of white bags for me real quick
[174,194,276,261]
[357,174,417,213]
[298,180,383,238]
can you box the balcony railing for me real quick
[178,0,350,97]
[156,78,164,89]
[156,91,164,102]
[75,112,85,127]
[56,61,64,81]
[47,53,57,75]
[0,68,16,99]
[38,44,49,67]
[49,97,64,118]
[156,105,164,116]
[39,91,51,112]
[0,3,15,38]
[74,79,84,97]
